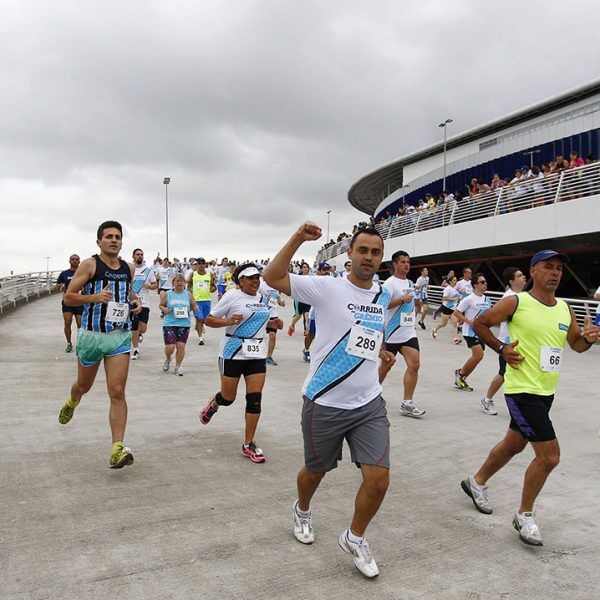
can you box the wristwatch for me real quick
[496,343,506,355]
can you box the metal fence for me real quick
[0,271,61,315]
[317,161,600,262]
[426,285,598,327]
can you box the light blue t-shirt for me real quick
[163,290,191,327]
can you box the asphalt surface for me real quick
[1,292,599,599]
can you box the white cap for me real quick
[237,266,261,278]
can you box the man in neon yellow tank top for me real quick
[190,258,216,345]
[460,250,599,546]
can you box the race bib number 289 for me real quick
[346,324,381,362]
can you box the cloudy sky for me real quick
[2,0,600,275]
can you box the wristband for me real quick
[496,343,506,355]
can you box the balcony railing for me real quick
[317,161,600,263]
[0,271,60,315]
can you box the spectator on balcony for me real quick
[569,151,585,169]
[531,165,547,206]
[490,173,506,191]
[426,193,435,208]
[417,198,427,211]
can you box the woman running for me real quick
[200,263,283,463]
[160,273,199,376]
[432,275,461,343]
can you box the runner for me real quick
[432,275,461,343]
[594,284,600,326]
[288,263,311,337]
[340,260,352,278]
[190,258,216,345]
[130,248,157,360]
[200,263,283,463]
[433,270,455,320]
[57,221,141,469]
[215,257,230,300]
[456,267,473,299]
[160,273,199,376]
[54,254,82,352]
[379,250,426,418]
[452,273,491,392]
[302,262,331,363]
[415,267,430,329]
[264,222,395,579]
[157,258,176,319]
[461,250,599,546]
[480,267,527,415]
[259,271,286,366]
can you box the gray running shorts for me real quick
[301,394,390,473]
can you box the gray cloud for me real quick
[2,0,600,274]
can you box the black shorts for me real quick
[498,354,507,377]
[218,357,266,378]
[294,301,311,316]
[266,327,277,334]
[131,307,150,330]
[386,337,420,354]
[441,305,454,316]
[505,393,556,442]
[464,336,485,349]
[61,301,83,316]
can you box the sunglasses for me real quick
[476,280,487,285]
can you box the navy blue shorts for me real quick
[506,393,556,442]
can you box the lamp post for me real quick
[438,118,453,192]
[163,177,170,258]
[326,210,332,241]
[523,149,541,168]
[45,256,51,273]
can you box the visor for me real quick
[238,266,261,278]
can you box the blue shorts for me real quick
[308,318,316,335]
[595,313,600,327]
[217,284,226,296]
[194,301,211,321]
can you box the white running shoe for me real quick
[131,349,140,360]
[162,359,170,372]
[138,334,144,344]
[480,397,498,415]
[513,511,543,546]
[292,501,314,544]
[174,365,183,376]
[338,530,379,578]
[461,474,493,514]
[400,402,426,418]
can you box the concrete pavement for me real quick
[1,292,599,599]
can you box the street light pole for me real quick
[326,210,332,241]
[438,118,453,192]
[45,256,51,272]
[163,177,170,258]
[523,149,541,168]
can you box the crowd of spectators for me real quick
[372,151,598,229]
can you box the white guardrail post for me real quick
[553,171,565,203]
[0,271,61,316]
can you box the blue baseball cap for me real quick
[530,250,569,268]
[318,262,331,270]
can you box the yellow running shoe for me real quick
[58,399,79,424]
[109,446,134,469]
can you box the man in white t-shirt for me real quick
[456,267,473,299]
[340,260,352,278]
[480,267,527,415]
[264,222,395,579]
[379,250,426,418]
[594,285,600,326]
[131,248,157,359]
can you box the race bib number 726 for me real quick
[106,301,129,323]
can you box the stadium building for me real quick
[320,80,600,297]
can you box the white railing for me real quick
[0,271,61,315]
[426,285,598,327]
[317,161,600,263]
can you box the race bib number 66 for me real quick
[346,324,381,362]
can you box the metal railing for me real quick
[426,285,598,327]
[317,161,600,262]
[0,271,61,315]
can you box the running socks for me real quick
[66,396,80,408]
[295,504,311,519]
[347,529,365,545]
[112,441,124,453]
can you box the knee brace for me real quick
[215,392,234,407]
[245,392,262,414]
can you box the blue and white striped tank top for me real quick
[81,255,132,333]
